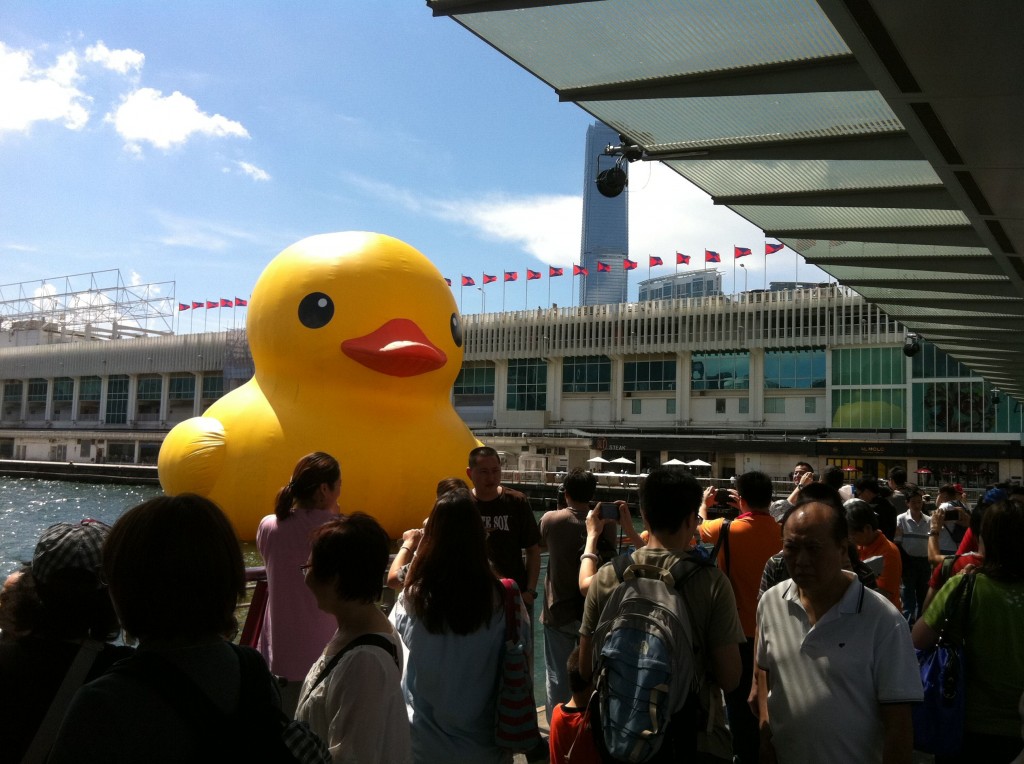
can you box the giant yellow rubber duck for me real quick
[158,232,480,540]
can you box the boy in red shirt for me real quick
[548,646,601,764]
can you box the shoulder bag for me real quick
[912,573,975,755]
[495,578,542,752]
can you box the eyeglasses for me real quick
[299,564,312,575]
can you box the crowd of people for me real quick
[1,449,1022,764]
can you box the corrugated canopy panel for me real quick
[436,0,849,90]
[580,91,901,152]
[430,0,1024,399]
[670,159,941,197]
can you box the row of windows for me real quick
[454,364,495,395]
[0,375,224,411]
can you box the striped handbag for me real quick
[495,578,542,752]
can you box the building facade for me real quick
[638,271,723,302]
[3,286,1019,492]
[579,121,629,306]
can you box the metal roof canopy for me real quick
[428,0,1024,400]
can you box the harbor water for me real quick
[0,476,566,702]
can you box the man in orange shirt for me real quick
[847,499,903,610]
[699,471,782,764]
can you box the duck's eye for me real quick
[298,292,334,329]
[450,312,463,348]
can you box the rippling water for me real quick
[0,477,164,575]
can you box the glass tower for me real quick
[579,121,629,306]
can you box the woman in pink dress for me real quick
[257,452,342,710]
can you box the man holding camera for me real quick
[699,471,782,764]
[539,469,616,722]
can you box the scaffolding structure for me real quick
[0,270,176,341]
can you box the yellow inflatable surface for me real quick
[158,232,480,540]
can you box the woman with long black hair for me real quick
[390,486,522,764]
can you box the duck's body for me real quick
[159,232,479,540]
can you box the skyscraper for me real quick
[579,121,629,306]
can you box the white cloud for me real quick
[107,87,249,152]
[85,41,144,76]
[343,174,580,265]
[154,211,262,252]
[0,43,90,132]
[435,194,581,266]
[344,166,827,288]
[236,160,270,182]
[627,163,828,288]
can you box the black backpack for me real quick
[110,643,330,763]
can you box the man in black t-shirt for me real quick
[466,446,541,608]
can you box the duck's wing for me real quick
[157,416,227,497]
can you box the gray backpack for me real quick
[591,552,707,763]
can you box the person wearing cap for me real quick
[853,476,898,541]
[0,519,133,763]
[893,486,930,622]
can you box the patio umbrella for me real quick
[587,456,609,464]
[841,465,860,473]
[662,458,687,466]
[686,459,711,468]
[610,457,635,465]
[915,468,932,475]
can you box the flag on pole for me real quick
[676,252,691,265]
[206,300,217,309]
[649,256,663,267]
[482,274,497,284]
[573,264,588,276]
[549,266,564,277]
[734,246,752,259]
[766,242,784,255]
[178,303,190,311]
[444,278,452,286]
[219,298,233,307]
[597,262,611,272]
[461,275,475,286]
[705,250,721,263]
[235,297,248,306]
[526,269,541,280]
[504,271,518,282]
[191,301,203,309]
[623,258,638,270]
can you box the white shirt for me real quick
[295,630,412,764]
[756,575,922,763]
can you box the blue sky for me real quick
[1,2,825,328]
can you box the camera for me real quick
[715,488,731,505]
[943,507,962,522]
[599,502,619,521]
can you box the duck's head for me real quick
[247,232,464,395]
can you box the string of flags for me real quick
[447,241,785,286]
[177,297,249,311]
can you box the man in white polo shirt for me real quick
[755,495,922,763]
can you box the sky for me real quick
[0,2,827,331]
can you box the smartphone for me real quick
[600,502,619,520]
[715,488,731,505]
[943,507,962,521]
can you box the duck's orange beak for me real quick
[341,318,447,377]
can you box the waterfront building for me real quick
[2,279,1021,491]
[579,121,628,307]
[638,271,723,302]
